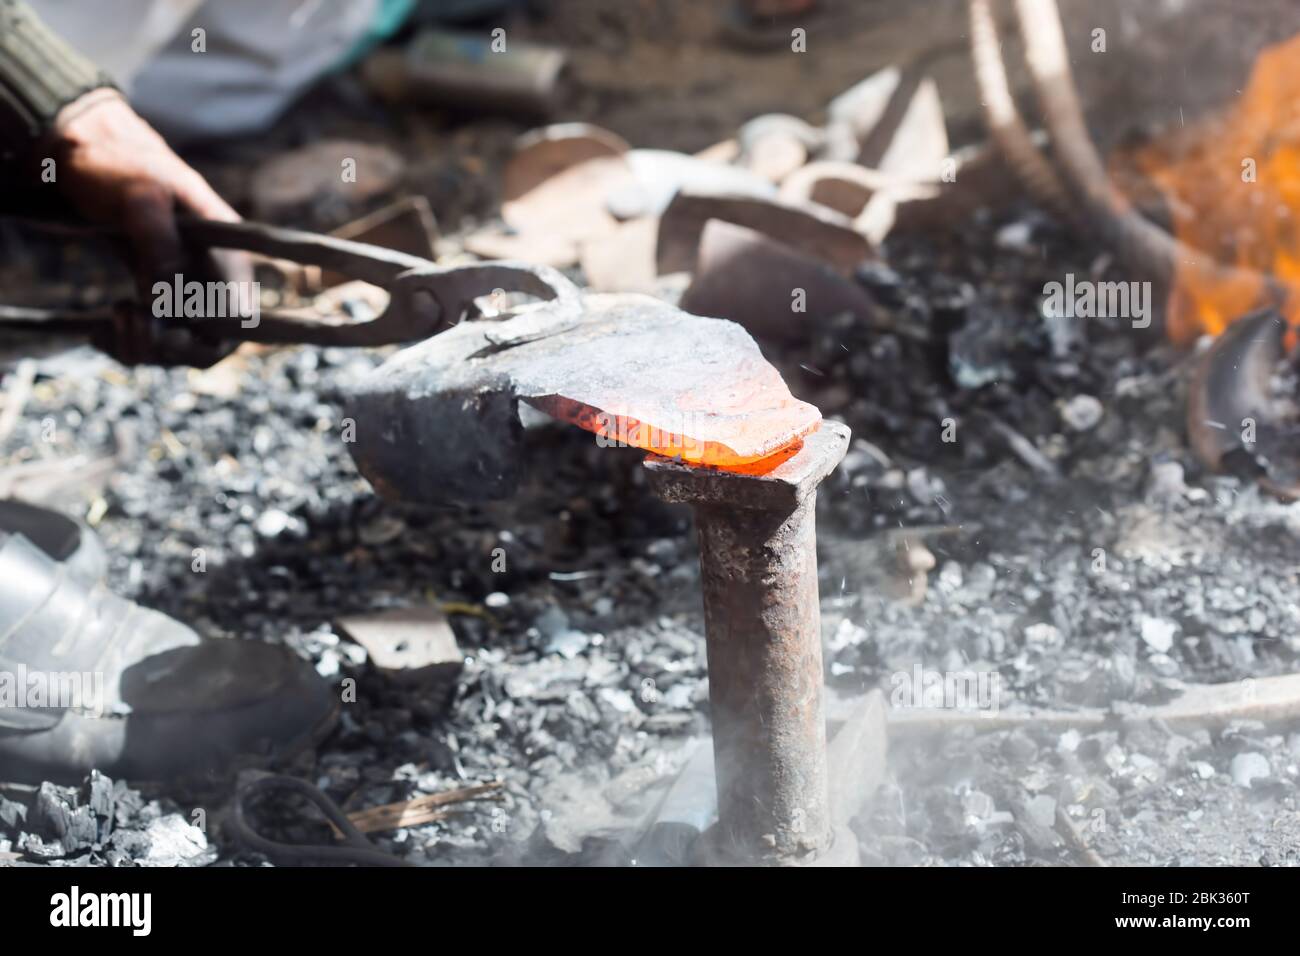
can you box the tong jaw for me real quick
[181,219,581,346]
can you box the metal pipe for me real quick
[646,421,850,865]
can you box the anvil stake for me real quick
[645,420,852,866]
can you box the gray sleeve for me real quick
[0,0,115,152]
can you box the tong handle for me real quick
[179,219,432,288]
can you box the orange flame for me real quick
[1130,32,1300,343]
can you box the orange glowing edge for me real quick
[524,395,819,475]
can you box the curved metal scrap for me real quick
[681,220,878,343]
[656,190,873,277]
[1187,309,1287,475]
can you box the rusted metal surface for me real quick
[346,293,821,502]
[680,220,878,343]
[656,190,873,276]
[646,420,850,865]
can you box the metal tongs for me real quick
[0,218,580,347]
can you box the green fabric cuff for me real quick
[0,0,116,148]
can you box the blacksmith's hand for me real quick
[48,88,248,366]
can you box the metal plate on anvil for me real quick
[345,293,821,503]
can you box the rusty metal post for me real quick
[645,421,851,865]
